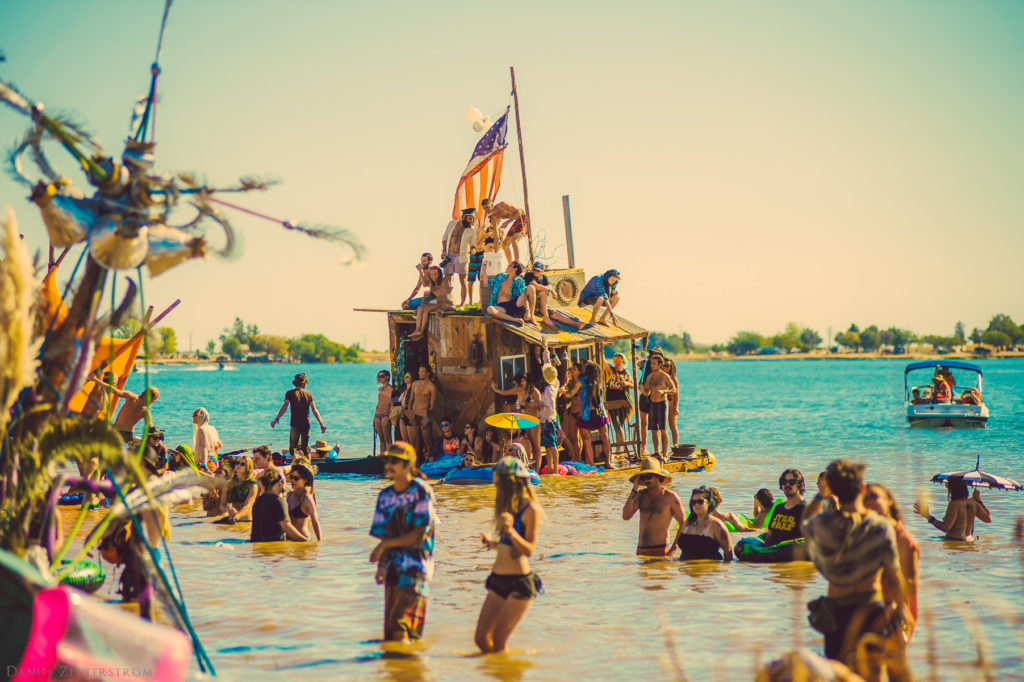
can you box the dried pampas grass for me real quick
[0,206,41,433]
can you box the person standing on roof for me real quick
[579,269,621,328]
[441,208,478,307]
[271,373,327,456]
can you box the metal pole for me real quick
[510,66,535,267]
[562,195,575,268]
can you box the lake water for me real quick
[69,359,1024,680]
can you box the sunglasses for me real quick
[638,474,655,482]
[441,423,452,427]
[385,456,408,466]
[691,498,708,505]
[780,478,800,486]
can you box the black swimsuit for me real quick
[675,532,723,560]
[288,492,309,522]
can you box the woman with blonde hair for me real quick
[221,455,257,523]
[475,456,544,653]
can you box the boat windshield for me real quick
[905,365,982,403]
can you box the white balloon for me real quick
[465,106,483,123]
[472,121,484,132]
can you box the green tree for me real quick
[835,330,859,350]
[799,328,822,349]
[969,327,983,344]
[253,334,289,357]
[922,335,957,351]
[954,321,966,344]
[882,327,916,348]
[859,325,881,352]
[113,319,141,339]
[981,330,1011,349]
[985,314,1022,345]
[158,327,178,354]
[222,337,242,355]
[727,331,765,355]
[206,339,216,353]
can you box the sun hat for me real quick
[629,456,672,483]
[542,364,558,385]
[312,439,331,453]
[385,441,417,463]
[495,455,533,479]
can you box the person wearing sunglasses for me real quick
[763,468,807,546]
[622,457,686,557]
[674,486,732,561]
[433,418,460,460]
[369,442,438,642]
[250,468,308,543]
[286,463,322,541]
[373,369,394,451]
[221,455,257,524]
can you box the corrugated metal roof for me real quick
[493,305,648,347]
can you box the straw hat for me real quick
[542,363,558,385]
[629,456,672,483]
[312,439,331,453]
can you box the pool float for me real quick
[443,465,540,486]
[420,454,463,479]
[734,536,807,563]
[57,493,105,509]
[58,559,105,593]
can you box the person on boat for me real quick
[440,207,477,307]
[461,421,485,458]
[251,468,309,543]
[750,488,775,529]
[537,338,561,473]
[192,407,222,470]
[271,372,327,457]
[491,372,542,467]
[369,442,438,643]
[675,486,733,561]
[913,476,992,541]
[311,439,334,459]
[286,463,323,541]
[578,362,612,466]
[479,236,504,305]
[763,469,807,546]
[662,358,681,448]
[801,459,906,668]
[640,355,674,459]
[409,366,438,461]
[605,353,633,446]
[707,487,751,532]
[622,456,686,557]
[432,417,461,460]
[636,348,664,456]
[929,374,951,404]
[82,369,117,419]
[865,483,919,638]
[480,197,527,265]
[475,456,544,653]
[486,261,536,327]
[959,388,983,405]
[466,225,485,308]
[408,266,454,341]
[402,252,435,310]
[91,376,159,443]
[220,455,258,524]
[579,269,620,328]
[373,370,394,451]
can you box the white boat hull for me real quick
[906,403,988,428]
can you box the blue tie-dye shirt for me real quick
[370,478,438,595]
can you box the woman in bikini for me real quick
[662,359,680,447]
[914,476,992,541]
[461,422,484,458]
[394,372,415,445]
[286,463,323,541]
[222,455,257,523]
[409,266,453,341]
[373,370,394,450]
[674,486,733,561]
[475,456,544,653]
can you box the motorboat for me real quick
[904,360,988,428]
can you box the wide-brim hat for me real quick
[629,456,672,483]
[542,363,558,385]
[312,439,331,452]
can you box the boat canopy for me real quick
[494,305,648,348]
[904,360,983,375]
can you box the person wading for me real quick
[271,373,326,457]
[622,457,686,557]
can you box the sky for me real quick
[1,1,1022,351]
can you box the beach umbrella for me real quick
[485,412,540,430]
[931,455,1022,491]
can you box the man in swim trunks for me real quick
[486,261,536,327]
[373,370,394,451]
[802,459,906,668]
[641,356,674,459]
[764,468,807,546]
[402,252,435,310]
[480,197,527,264]
[622,457,686,557]
[441,208,477,307]
[408,366,437,460]
[271,373,326,456]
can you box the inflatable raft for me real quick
[59,559,105,593]
[734,536,807,563]
[443,465,541,486]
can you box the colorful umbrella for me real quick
[931,455,1022,491]
[485,412,540,430]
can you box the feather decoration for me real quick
[0,77,32,116]
[281,221,367,264]
[0,207,41,433]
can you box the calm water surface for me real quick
[73,359,1024,680]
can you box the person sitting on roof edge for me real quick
[523,269,585,330]
[486,261,535,327]
[402,252,435,310]
[579,269,621,328]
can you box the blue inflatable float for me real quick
[443,465,540,486]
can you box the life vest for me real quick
[932,380,951,402]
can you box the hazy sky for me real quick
[1,1,1021,350]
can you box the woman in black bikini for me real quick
[475,456,543,653]
[286,463,323,541]
[675,486,732,561]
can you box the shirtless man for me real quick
[480,198,527,264]
[408,366,437,459]
[409,266,453,341]
[914,476,992,540]
[485,262,536,326]
[93,378,160,443]
[641,356,675,458]
[622,457,686,557]
[373,370,394,451]
[402,253,435,310]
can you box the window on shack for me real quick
[498,354,526,390]
[568,346,590,366]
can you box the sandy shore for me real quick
[670,350,1023,361]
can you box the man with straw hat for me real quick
[622,456,686,557]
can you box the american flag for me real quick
[452,108,509,220]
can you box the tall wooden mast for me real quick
[510,66,535,267]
